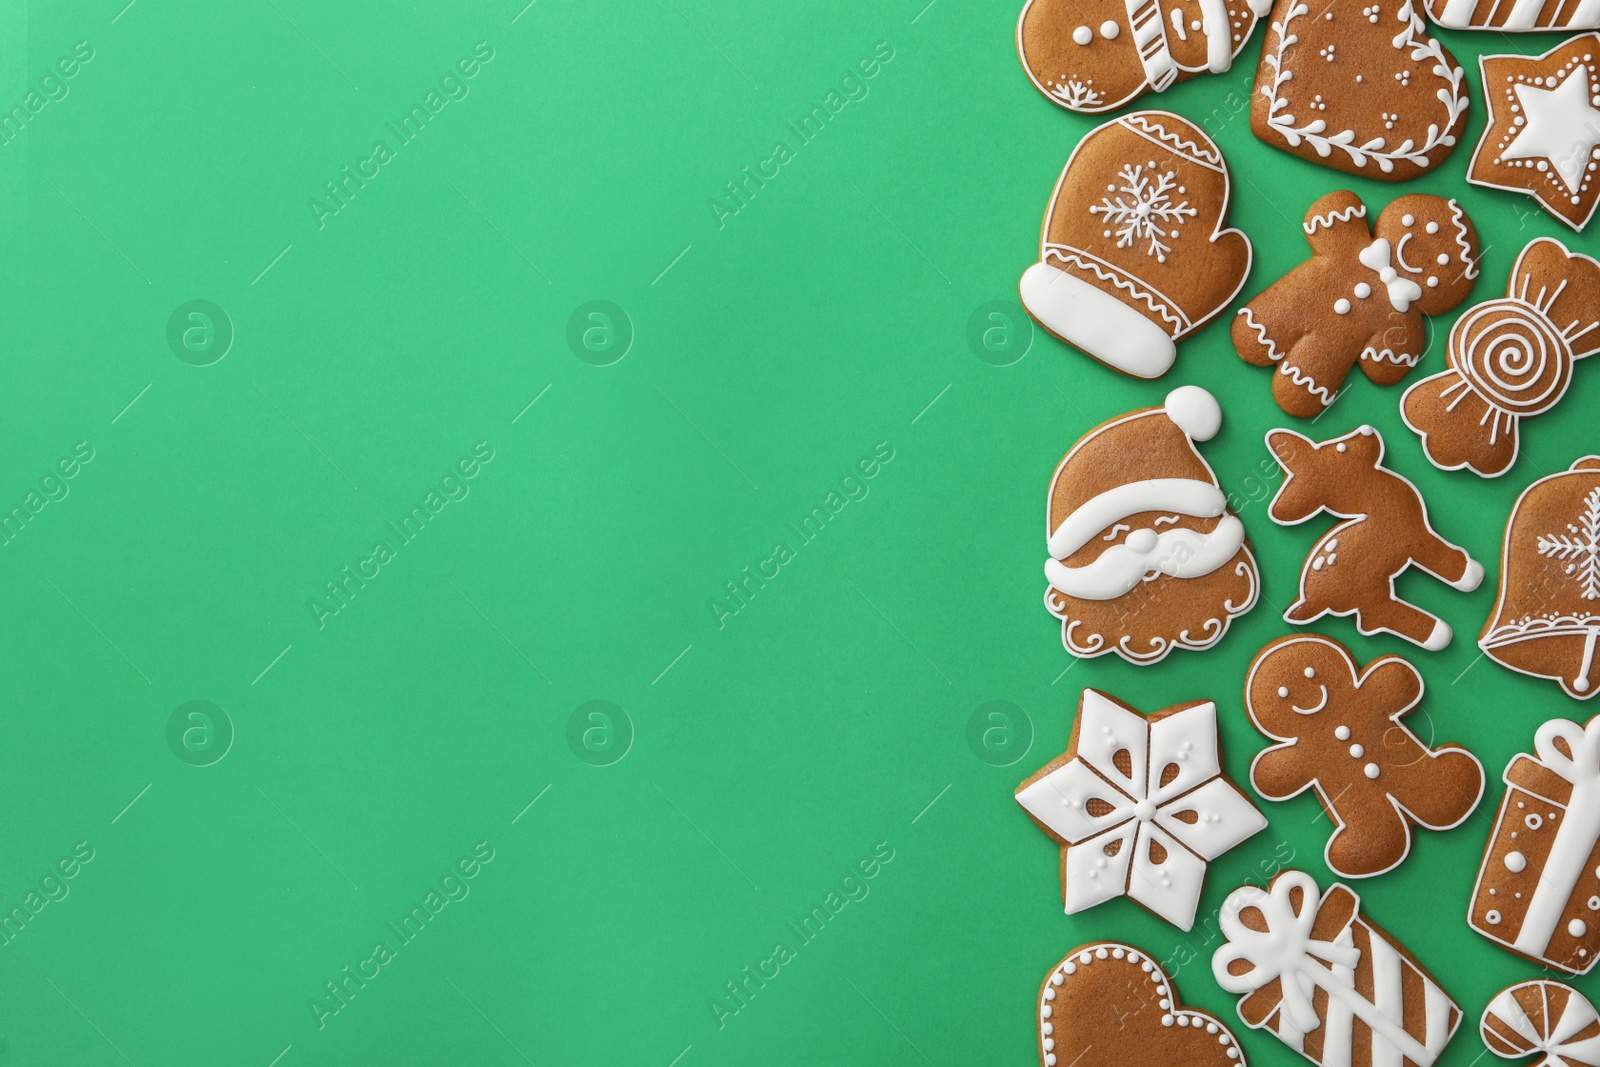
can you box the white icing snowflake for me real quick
[1048,78,1102,109]
[1539,487,1600,600]
[1015,691,1266,930]
[1089,164,1197,263]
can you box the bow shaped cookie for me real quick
[1403,238,1600,477]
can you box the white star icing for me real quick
[1501,64,1600,195]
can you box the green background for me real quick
[0,0,1593,1062]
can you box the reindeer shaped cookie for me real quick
[1266,425,1483,650]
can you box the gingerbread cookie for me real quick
[1015,688,1266,930]
[1253,0,1468,180]
[1245,634,1484,878]
[1403,239,1600,479]
[1483,981,1600,1067]
[1481,458,1600,699]
[1234,191,1479,417]
[1038,943,1248,1067]
[1044,387,1259,663]
[1017,0,1273,113]
[1020,111,1251,379]
[1469,713,1600,974]
[1266,425,1482,650]
[1469,35,1600,232]
[1214,869,1462,1067]
[1427,0,1600,28]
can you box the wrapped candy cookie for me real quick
[1470,713,1600,973]
[1214,869,1462,1067]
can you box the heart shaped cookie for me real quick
[1252,0,1468,180]
[1038,943,1246,1066]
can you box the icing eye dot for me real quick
[1436,253,1450,265]
[1334,298,1352,314]
[1073,25,1093,44]
[1100,19,1120,37]
[1426,221,1439,234]
[1401,213,1415,226]
[1278,686,1289,698]
[1304,667,1315,678]
[1486,909,1502,925]
[1426,276,1439,288]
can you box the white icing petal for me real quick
[1017,757,1135,843]
[1127,822,1207,930]
[1063,822,1136,914]
[1077,690,1149,799]
[1148,701,1222,801]
[1157,777,1268,859]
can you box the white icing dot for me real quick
[1162,1014,1174,1027]
[1364,763,1379,779]
[1045,1038,1055,1051]
[1527,813,1543,830]
[1336,443,1347,452]
[1426,277,1439,288]
[1426,221,1439,234]
[1304,667,1315,678]
[1095,947,1107,959]
[1112,947,1125,959]
[1335,725,1351,740]
[1506,851,1528,873]
[1278,686,1289,698]
[1335,298,1351,314]
[1100,19,1119,37]
[1354,282,1371,298]
[1487,909,1502,925]
[1350,744,1364,758]
[1402,213,1415,226]
[1572,919,1589,937]
[1052,972,1064,986]
[1590,896,1600,911]
[1073,25,1093,43]
[1046,1056,1056,1066]
[1436,253,1450,265]
[1043,1005,1053,1018]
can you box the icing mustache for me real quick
[1046,517,1246,601]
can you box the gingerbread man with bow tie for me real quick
[1233,191,1481,418]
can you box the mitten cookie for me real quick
[1213,870,1462,1066]
[1481,458,1600,699]
[1038,943,1248,1067]
[1044,387,1259,664]
[1020,111,1250,378]
[1018,0,1273,112]
[1469,35,1600,233]
[1482,981,1600,1067]
[1245,634,1484,878]
[1015,689,1265,930]
[1253,0,1468,180]
[1266,424,1482,650]
[1403,238,1600,478]
[1470,713,1600,974]
[1234,190,1479,417]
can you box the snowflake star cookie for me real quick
[1214,870,1462,1066]
[1038,943,1248,1067]
[1015,688,1266,930]
[1044,387,1259,664]
[1471,35,1600,232]
[1020,111,1251,378]
[1482,981,1600,1067]
[1245,634,1484,878]
[1253,0,1468,180]
[1403,238,1600,478]
[1018,0,1273,113]
[1470,713,1600,973]
[1233,190,1479,417]
[1481,458,1600,698]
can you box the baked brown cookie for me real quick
[1427,0,1600,28]
[1482,980,1600,1067]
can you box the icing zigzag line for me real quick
[1122,114,1222,168]
[1237,306,1283,361]
[1043,246,1188,332]
[1361,345,1421,366]
[1304,204,1367,235]
[1278,360,1335,405]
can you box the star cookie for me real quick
[1470,33,1600,232]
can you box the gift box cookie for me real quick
[1470,714,1600,974]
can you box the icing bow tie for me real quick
[1358,239,1425,314]
[1532,716,1600,787]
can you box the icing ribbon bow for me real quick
[1532,716,1600,789]
[1358,238,1425,313]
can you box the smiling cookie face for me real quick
[1374,195,1480,316]
[1246,636,1351,736]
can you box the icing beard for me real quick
[1045,517,1246,600]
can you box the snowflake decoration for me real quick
[1048,78,1102,109]
[1539,487,1600,600]
[1015,690,1266,930]
[1088,164,1197,263]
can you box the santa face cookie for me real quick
[1481,458,1600,698]
[1015,689,1266,930]
[1018,0,1273,113]
[1267,424,1482,650]
[1245,634,1484,878]
[1234,191,1479,417]
[1045,387,1259,663]
[1020,111,1251,379]
[1253,0,1468,180]
[1214,870,1462,1067]
[1038,943,1248,1067]
[1470,35,1600,233]
[1403,239,1600,478]
[1469,713,1600,974]
[1482,981,1600,1067]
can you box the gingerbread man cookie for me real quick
[1234,191,1479,417]
[1267,424,1483,650]
[1245,634,1485,879]
[1253,0,1468,180]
